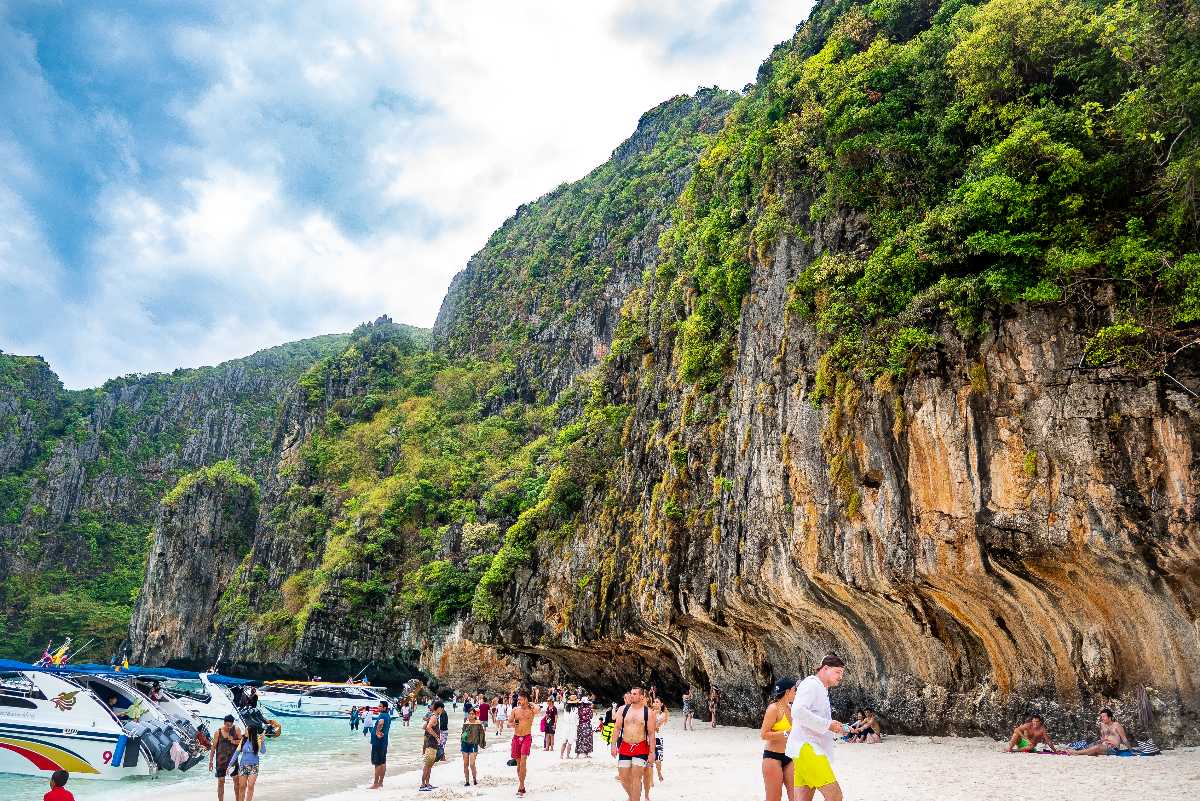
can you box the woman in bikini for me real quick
[760,678,797,801]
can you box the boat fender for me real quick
[195,723,212,750]
[144,725,177,770]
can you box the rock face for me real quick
[128,462,259,664]
[484,226,1199,742]
[0,336,349,656]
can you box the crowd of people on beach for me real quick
[25,653,1157,801]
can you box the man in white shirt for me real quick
[785,653,848,801]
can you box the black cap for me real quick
[772,677,797,699]
[223,714,235,722]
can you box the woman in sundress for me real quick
[575,697,594,756]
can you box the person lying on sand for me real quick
[1005,715,1059,753]
[1067,709,1131,756]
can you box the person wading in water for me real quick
[611,686,656,801]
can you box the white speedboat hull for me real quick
[0,672,155,780]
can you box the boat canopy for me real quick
[0,659,257,686]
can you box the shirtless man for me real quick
[611,686,656,801]
[1005,714,1059,753]
[508,689,540,797]
[1068,709,1131,755]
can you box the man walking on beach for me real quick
[509,689,540,797]
[786,654,848,801]
[368,700,393,790]
[419,700,445,792]
[611,686,656,801]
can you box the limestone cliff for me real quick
[129,461,259,664]
[468,0,1200,746]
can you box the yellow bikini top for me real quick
[771,710,792,733]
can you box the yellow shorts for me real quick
[794,743,837,789]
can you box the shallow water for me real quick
[0,713,430,801]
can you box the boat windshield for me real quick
[0,672,47,705]
[307,686,380,699]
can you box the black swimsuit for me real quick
[763,750,792,767]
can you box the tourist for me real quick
[708,686,719,728]
[855,708,881,744]
[496,697,510,735]
[682,687,694,730]
[460,706,486,786]
[477,695,491,732]
[437,700,450,761]
[401,700,413,727]
[419,700,444,792]
[612,686,656,801]
[232,722,264,801]
[542,699,557,751]
[368,700,393,789]
[350,705,360,732]
[559,698,576,759]
[1067,709,1132,755]
[148,680,164,703]
[844,710,865,741]
[1005,714,1059,753]
[785,653,848,801]
[44,769,74,801]
[509,689,540,797]
[362,706,374,738]
[209,714,240,801]
[575,696,594,758]
[761,678,797,801]
[652,697,668,782]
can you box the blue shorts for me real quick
[461,743,478,753]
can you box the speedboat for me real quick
[0,666,169,780]
[258,680,392,718]
[59,671,208,773]
[162,672,246,728]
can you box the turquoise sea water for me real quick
[0,714,430,801]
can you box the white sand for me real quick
[135,717,1200,801]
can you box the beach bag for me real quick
[540,716,546,732]
[1135,739,1161,756]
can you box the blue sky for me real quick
[0,1,809,388]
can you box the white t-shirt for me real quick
[497,704,509,720]
[784,675,835,760]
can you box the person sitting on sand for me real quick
[844,710,864,741]
[1005,715,1059,753]
[852,709,881,744]
[1067,709,1131,756]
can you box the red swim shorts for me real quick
[511,734,532,759]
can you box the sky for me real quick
[0,1,809,388]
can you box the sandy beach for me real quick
[139,713,1197,801]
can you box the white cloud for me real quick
[1,1,811,387]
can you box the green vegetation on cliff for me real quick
[435,89,737,395]
[662,0,1198,387]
